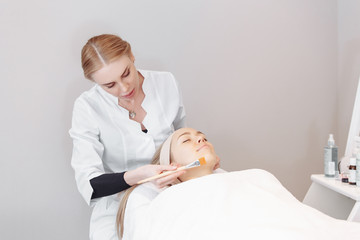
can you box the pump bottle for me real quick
[324,134,338,177]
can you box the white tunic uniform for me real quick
[69,70,186,240]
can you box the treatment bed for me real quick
[122,169,360,240]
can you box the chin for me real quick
[200,153,216,166]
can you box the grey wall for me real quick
[1,0,345,239]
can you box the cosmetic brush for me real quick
[137,157,206,184]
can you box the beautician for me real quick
[69,34,187,240]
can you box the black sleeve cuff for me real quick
[90,172,131,199]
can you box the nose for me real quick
[118,80,130,94]
[197,136,206,143]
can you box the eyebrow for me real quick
[177,131,204,140]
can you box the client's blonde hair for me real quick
[116,145,163,238]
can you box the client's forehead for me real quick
[173,128,204,140]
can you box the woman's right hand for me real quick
[124,164,186,188]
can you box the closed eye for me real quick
[182,139,190,143]
[122,68,130,78]
[105,83,115,88]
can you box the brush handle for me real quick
[137,166,186,184]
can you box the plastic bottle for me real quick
[324,134,338,177]
[349,158,357,185]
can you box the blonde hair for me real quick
[81,34,132,81]
[116,145,163,238]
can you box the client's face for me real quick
[170,128,217,181]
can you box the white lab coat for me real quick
[69,70,186,240]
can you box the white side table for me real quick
[303,174,360,222]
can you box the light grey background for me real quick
[1,0,359,239]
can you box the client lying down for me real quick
[117,128,360,240]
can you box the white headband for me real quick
[159,132,176,166]
[159,131,181,185]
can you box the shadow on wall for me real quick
[339,39,360,89]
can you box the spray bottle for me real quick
[324,134,338,177]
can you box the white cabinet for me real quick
[303,174,360,222]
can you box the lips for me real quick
[197,144,209,152]
[121,89,135,99]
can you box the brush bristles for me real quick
[198,157,206,165]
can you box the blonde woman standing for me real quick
[69,34,187,240]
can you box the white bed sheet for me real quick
[123,169,360,240]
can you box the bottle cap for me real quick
[350,157,356,166]
[328,134,335,146]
